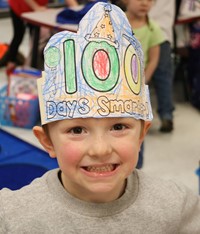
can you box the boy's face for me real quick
[34,117,150,202]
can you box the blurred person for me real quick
[187,20,200,110]
[149,0,175,132]
[65,0,98,6]
[65,0,80,6]
[120,0,165,168]
[5,0,98,72]
[5,0,48,74]
[123,0,164,83]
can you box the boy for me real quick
[0,2,200,233]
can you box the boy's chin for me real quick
[81,182,126,203]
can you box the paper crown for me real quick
[37,2,153,125]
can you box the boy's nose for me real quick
[88,135,112,158]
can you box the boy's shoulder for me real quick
[0,169,59,210]
[137,170,200,219]
[135,169,198,203]
[135,170,200,229]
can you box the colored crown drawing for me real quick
[37,2,153,125]
[85,5,118,47]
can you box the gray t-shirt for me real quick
[0,169,200,233]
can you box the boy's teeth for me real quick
[86,165,115,172]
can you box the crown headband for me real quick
[37,2,153,125]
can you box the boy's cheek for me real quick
[58,144,82,164]
[119,143,139,161]
[121,148,139,175]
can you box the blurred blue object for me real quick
[196,167,200,177]
[0,164,48,190]
[0,0,8,9]
[0,129,58,190]
[195,161,200,195]
[56,0,108,24]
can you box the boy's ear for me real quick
[139,121,151,145]
[32,126,56,158]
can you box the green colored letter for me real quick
[64,39,77,94]
[82,41,119,92]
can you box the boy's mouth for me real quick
[82,164,118,173]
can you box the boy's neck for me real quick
[126,12,148,29]
[61,171,127,203]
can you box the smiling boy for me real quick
[34,117,148,203]
[0,2,200,233]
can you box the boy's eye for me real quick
[70,127,83,134]
[112,124,126,131]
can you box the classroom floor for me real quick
[0,17,200,194]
